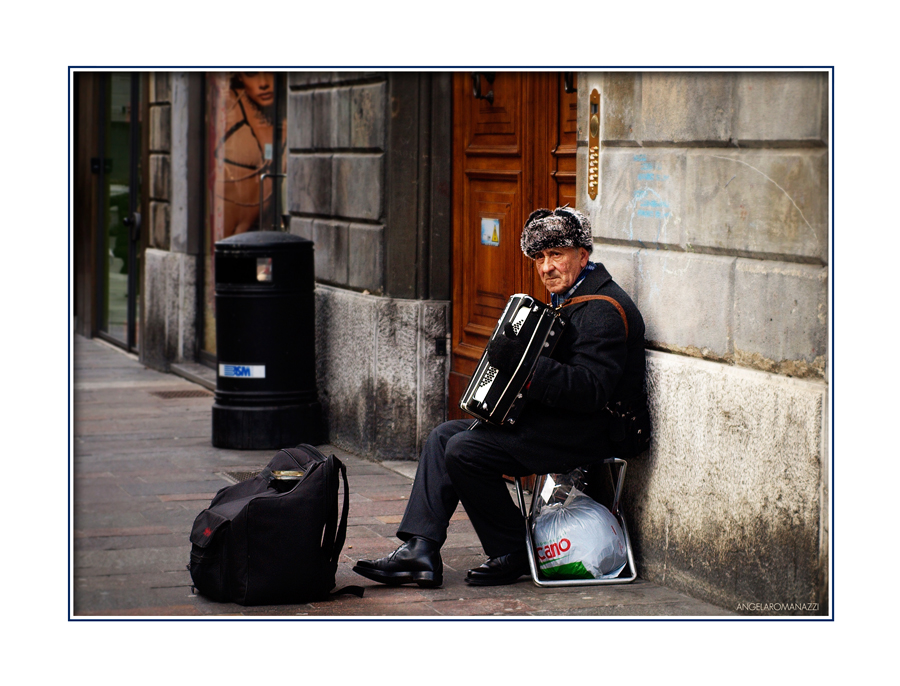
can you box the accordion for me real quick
[459,294,566,425]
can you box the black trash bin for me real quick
[212,231,322,449]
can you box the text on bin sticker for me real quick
[219,364,266,379]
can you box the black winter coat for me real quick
[480,262,646,473]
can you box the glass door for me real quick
[97,72,142,351]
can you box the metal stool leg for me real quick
[514,458,637,587]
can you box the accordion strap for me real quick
[560,295,628,339]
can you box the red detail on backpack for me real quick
[203,527,212,537]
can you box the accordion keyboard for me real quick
[473,365,497,403]
[472,305,530,404]
[510,305,530,334]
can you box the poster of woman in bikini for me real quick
[203,72,287,354]
[208,72,286,240]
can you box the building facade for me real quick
[73,70,830,613]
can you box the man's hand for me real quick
[486,323,526,375]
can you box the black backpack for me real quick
[188,444,358,605]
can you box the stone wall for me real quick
[314,286,449,460]
[286,72,387,294]
[577,71,830,612]
[286,73,451,459]
[141,73,200,371]
[629,352,827,613]
[148,74,171,253]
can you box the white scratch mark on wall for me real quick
[710,155,819,248]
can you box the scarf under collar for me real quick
[550,261,596,308]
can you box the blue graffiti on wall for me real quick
[627,155,673,243]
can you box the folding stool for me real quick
[514,457,637,586]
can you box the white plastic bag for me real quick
[532,475,627,580]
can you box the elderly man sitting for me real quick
[353,206,648,587]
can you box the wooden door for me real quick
[449,72,578,419]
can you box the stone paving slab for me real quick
[71,334,734,618]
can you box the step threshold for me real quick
[170,361,216,391]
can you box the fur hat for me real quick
[520,206,593,258]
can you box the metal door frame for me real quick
[95,72,142,353]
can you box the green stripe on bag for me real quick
[539,560,593,579]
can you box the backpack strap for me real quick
[560,294,628,339]
[322,455,351,565]
[322,455,365,599]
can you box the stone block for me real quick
[313,286,450,461]
[637,250,734,356]
[641,72,735,144]
[629,351,827,612]
[334,88,352,149]
[288,91,313,150]
[315,286,377,455]
[592,148,685,247]
[348,223,384,291]
[149,201,170,250]
[735,72,828,145]
[351,82,386,149]
[313,88,350,149]
[374,299,421,460]
[149,154,170,201]
[168,75,190,255]
[165,252,198,363]
[418,301,450,453]
[288,216,314,241]
[600,72,642,144]
[333,153,384,220]
[331,72,379,84]
[313,220,349,285]
[683,149,828,262]
[149,104,171,152]
[311,90,333,149]
[734,259,827,377]
[289,72,329,88]
[287,153,332,214]
[594,244,638,300]
[140,249,197,370]
[141,249,169,371]
[149,72,170,104]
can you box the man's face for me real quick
[533,246,589,295]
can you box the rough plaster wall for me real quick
[315,286,377,456]
[627,352,827,614]
[375,298,421,459]
[142,249,198,371]
[315,285,449,460]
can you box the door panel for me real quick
[449,72,578,419]
[98,72,142,351]
[459,175,522,348]
[466,72,523,153]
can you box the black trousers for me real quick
[397,419,541,558]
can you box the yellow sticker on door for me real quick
[481,218,500,247]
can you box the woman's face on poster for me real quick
[239,72,275,107]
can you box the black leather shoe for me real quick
[465,549,529,586]
[352,536,443,588]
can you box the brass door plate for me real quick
[588,89,600,200]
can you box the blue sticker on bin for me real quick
[219,364,266,379]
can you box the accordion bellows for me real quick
[459,294,565,425]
